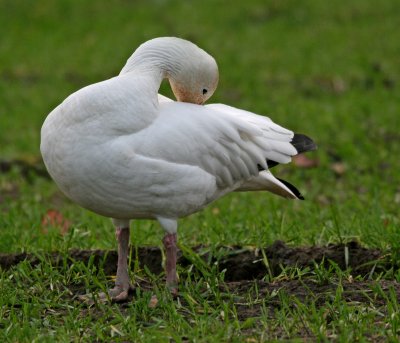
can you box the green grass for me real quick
[1,0,400,341]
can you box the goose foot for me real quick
[98,284,133,302]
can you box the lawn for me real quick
[1,0,400,341]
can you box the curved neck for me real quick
[119,38,190,81]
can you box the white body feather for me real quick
[41,37,301,231]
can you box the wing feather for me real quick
[126,102,299,189]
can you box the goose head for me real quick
[120,37,219,104]
[167,42,219,104]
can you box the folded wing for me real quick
[128,102,315,199]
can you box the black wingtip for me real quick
[291,133,317,154]
[276,177,305,200]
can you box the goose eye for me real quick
[202,88,208,95]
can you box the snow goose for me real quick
[41,37,316,301]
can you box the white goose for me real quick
[41,37,316,301]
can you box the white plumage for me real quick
[40,37,316,300]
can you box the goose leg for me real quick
[79,224,132,303]
[105,226,132,301]
[163,232,178,296]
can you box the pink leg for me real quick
[106,227,132,301]
[162,233,178,296]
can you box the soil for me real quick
[0,159,50,181]
[0,240,387,279]
[1,240,397,341]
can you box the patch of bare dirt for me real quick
[1,241,397,341]
[0,159,50,180]
[0,240,386,279]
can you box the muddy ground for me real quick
[0,240,387,279]
[0,240,396,298]
[1,240,399,340]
